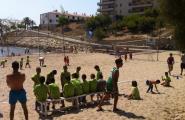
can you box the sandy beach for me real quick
[0,51,185,120]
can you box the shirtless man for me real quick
[6,61,28,120]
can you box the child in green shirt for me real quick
[34,76,48,110]
[81,74,89,103]
[89,74,97,102]
[63,76,75,98]
[94,65,103,80]
[48,78,63,109]
[161,72,171,87]
[32,67,41,87]
[125,81,141,100]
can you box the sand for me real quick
[0,51,185,120]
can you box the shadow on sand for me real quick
[38,109,81,120]
[38,101,112,120]
[113,109,146,119]
[0,113,3,118]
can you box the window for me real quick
[56,15,59,18]
[120,4,122,7]
[120,10,122,14]
[49,19,52,23]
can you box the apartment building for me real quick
[40,10,90,29]
[98,0,158,17]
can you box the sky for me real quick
[0,0,99,25]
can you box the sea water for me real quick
[0,46,39,57]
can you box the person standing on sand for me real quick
[180,51,185,75]
[97,58,123,112]
[167,53,175,75]
[25,56,31,68]
[6,61,28,120]
[20,58,24,70]
[39,56,45,67]
[66,56,69,66]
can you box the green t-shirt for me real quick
[107,67,118,92]
[81,81,90,94]
[89,79,97,93]
[61,71,71,86]
[132,87,140,100]
[34,84,48,102]
[165,76,171,82]
[48,83,60,99]
[46,73,55,85]
[63,83,75,98]
[71,79,83,96]
[96,71,102,80]
[32,74,41,87]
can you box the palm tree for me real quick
[22,17,35,30]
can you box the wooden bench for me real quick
[37,92,104,116]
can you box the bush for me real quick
[94,28,106,40]
[138,16,156,33]
[85,15,111,31]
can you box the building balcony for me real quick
[98,7,114,12]
[97,1,115,6]
[129,1,153,8]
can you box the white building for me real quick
[40,10,90,29]
[98,0,158,17]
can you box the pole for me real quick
[62,26,65,56]
[157,26,161,61]
[38,28,40,57]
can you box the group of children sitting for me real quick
[31,65,106,111]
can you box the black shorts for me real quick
[181,63,185,69]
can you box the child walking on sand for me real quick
[25,56,31,68]
[20,58,23,70]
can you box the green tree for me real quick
[94,28,106,41]
[123,14,140,33]
[111,20,124,33]
[22,17,35,30]
[138,16,156,33]
[85,16,96,30]
[17,24,26,29]
[160,0,185,49]
[58,15,68,33]
[144,8,159,18]
[85,15,111,31]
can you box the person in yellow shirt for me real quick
[125,81,141,100]
[31,67,41,87]
[161,72,171,87]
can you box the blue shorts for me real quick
[9,89,27,105]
